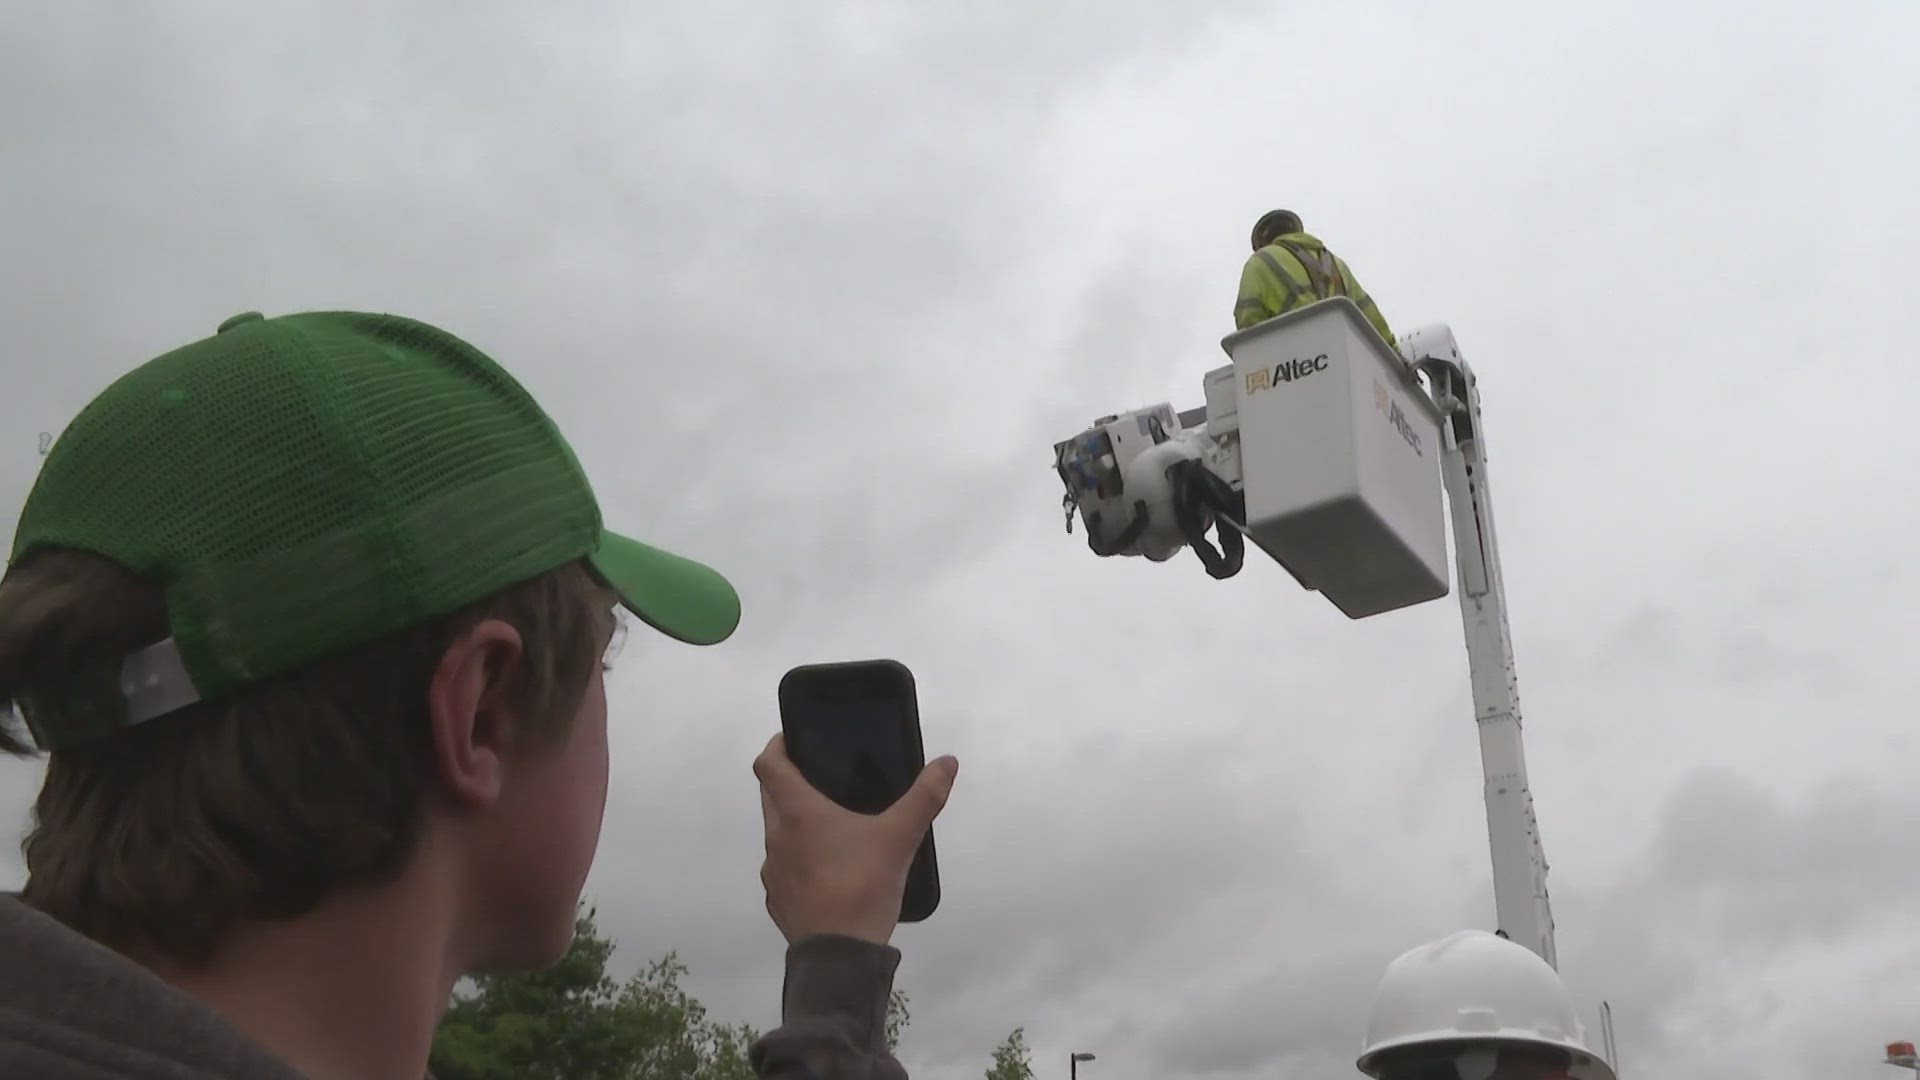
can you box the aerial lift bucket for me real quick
[1212,298,1449,618]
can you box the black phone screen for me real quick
[786,697,911,815]
[777,659,941,922]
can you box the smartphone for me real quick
[777,658,941,923]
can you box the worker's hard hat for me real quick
[1356,930,1615,1080]
[1251,209,1303,250]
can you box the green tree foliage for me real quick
[885,988,910,1052]
[984,1027,1035,1080]
[429,905,913,1080]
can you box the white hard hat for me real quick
[1356,930,1615,1080]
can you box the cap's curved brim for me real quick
[589,530,740,646]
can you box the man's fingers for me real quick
[759,786,780,845]
[753,732,813,797]
[752,733,788,783]
[754,730,842,815]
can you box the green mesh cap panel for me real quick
[10,311,604,703]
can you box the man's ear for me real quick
[425,618,526,810]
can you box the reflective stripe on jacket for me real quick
[1234,231,1393,345]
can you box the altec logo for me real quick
[1374,380,1424,457]
[1244,353,1328,394]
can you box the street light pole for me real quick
[1070,1051,1095,1079]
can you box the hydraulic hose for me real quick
[1083,501,1151,558]
[1169,460,1245,580]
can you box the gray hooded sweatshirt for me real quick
[0,893,909,1079]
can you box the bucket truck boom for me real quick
[1050,297,1555,963]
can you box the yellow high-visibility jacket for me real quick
[1234,231,1393,345]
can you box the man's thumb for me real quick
[899,755,959,821]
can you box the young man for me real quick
[0,310,958,1080]
[1235,208,1396,345]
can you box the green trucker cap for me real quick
[8,310,740,749]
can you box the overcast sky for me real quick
[5,2,1920,1077]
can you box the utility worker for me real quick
[1356,930,1616,1080]
[1236,208,1395,345]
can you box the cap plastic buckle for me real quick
[118,637,202,725]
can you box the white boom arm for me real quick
[1402,323,1557,969]
[1050,298,1557,967]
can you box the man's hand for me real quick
[754,732,959,947]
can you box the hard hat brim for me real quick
[1357,1034,1616,1080]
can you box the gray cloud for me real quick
[6,2,1920,1079]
